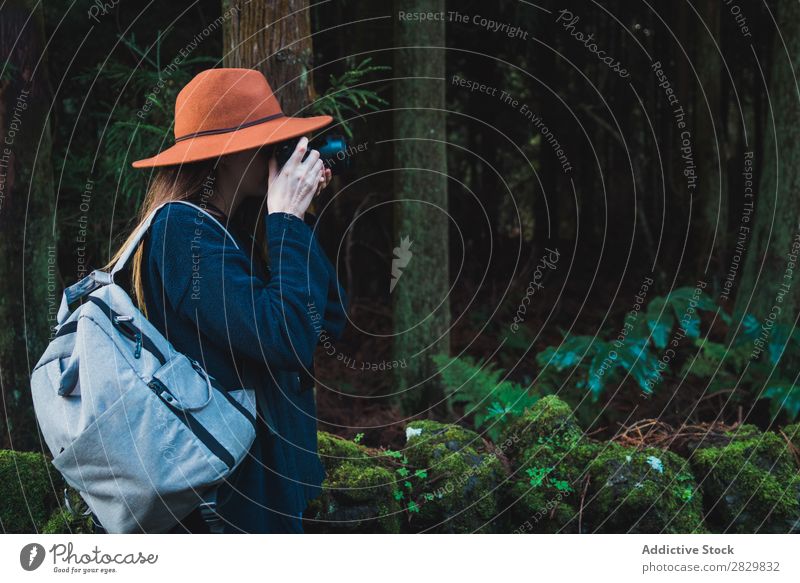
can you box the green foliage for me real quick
[536,334,660,401]
[524,465,575,493]
[403,420,507,533]
[534,285,800,422]
[432,352,539,441]
[76,32,215,206]
[310,57,391,138]
[382,447,432,516]
[309,431,402,533]
[681,326,800,422]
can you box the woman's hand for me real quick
[267,136,325,218]
[315,167,332,197]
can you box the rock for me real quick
[585,443,707,533]
[500,396,706,533]
[304,431,402,533]
[499,395,598,533]
[689,426,800,533]
[501,395,584,454]
[403,420,508,533]
[503,437,601,533]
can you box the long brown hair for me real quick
[102,159,268,319]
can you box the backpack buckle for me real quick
[198,501,225,534]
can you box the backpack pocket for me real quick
[147,355,258,476]
[51,376,228,533]
[149,353,214,412]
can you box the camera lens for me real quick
[274,134,351,176]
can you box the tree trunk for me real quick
[392,0,451,418]
[222,0,315,115]
[221,0,318,264]
[0,0,57,450]
[732,0,800,344]
[693,1,728,283]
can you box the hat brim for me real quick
[131,114,334,168]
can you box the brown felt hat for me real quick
[131,68,333,168]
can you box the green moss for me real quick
[504,440,603,533]
[500,395,584,454]
[690,430,800,533]
[41,487,93,534]
[0,449,60,533]
[586,443,707,533]
[405,420,507,533]
[499,396,599,533]
[317,430,372,464]
[307,431,402,533]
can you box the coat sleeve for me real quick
[149,206,331,372]
[303,211,349,342]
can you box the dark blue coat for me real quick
[140,200,347,533]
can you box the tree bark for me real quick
[693,1,728,282]
[732,0,800,344]
[222,0,318,265]
[392,0,451,418]
[222,0,315,115]
[0,0,57,450]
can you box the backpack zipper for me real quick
[113,315,142,358]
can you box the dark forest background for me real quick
[2,0,798,456]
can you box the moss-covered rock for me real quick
[499,395,595,533]
[500,397,707,534]
[4,415,798,535]
[0,449,60,533]
[689,427,800,533]
[403,420,508,533]
[586,443,707,533]
[501,395,584,454]
[503,437,602,533]
[304,431,403,533]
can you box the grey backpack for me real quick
[30,200,258,533]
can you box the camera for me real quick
[273,133,352,176]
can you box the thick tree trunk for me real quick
[222,0,315,115]
[392,0,451,417]
[732,0,800,343]
[0,0,57,449]
[693,1,728,282]
[222,0,318,263]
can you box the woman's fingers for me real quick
[267,154,278,186]
[299,147,321,173]
[309,159,324,186]
[313,167,332,197]
[284,136,309,173]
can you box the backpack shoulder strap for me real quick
[54,201,241,328]
[111,200,240,277]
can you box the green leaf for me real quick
[762,384,800,422]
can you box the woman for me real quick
[93,68,348,533]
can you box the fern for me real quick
[310,57,391,138]
[432,353,538,441]
[537,334,660,399]
[536,286,720,401]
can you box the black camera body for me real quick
[274,133,352,176]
